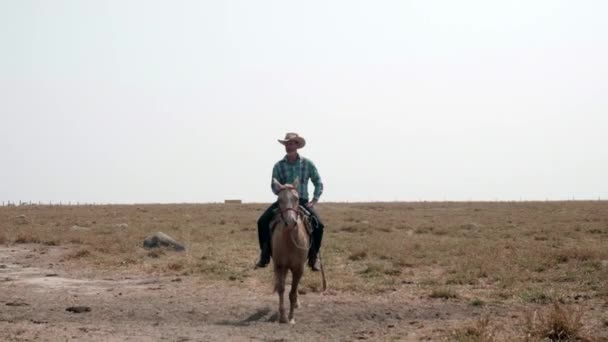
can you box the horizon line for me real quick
[1,198,606,206]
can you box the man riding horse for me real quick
[256,132,325,271]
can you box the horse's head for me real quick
[273,177,300,227]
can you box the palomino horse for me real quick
[271,177,310,324]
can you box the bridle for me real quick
[276,185,311,250]
[278,186,299,223]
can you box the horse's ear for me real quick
[292,177,300,189]
[273,178,282,188]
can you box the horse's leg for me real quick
[275,266,288,323]
[288,265,303,324]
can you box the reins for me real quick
[278,186,300,220]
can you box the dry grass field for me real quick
[1,201,607,341]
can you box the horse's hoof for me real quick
[289,318,296,325]
[279,316,288,324]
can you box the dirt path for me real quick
[1,245,511,341]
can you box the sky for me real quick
[1,1,607,203]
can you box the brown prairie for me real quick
[1,201,607,340]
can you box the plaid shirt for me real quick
[271,154,324,201]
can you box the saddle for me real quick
[270,205,315,236]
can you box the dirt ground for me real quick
[0,244,525,342]
[2,201,608,341]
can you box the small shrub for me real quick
[69,237,83,244]
[521,289,553,304]
[523,303,585,341]
[15,215,28,225]
[431,229,448,236]
[147,250,165,258]
[348,250,368,261]
[67,248,91,259]
[340,225,359,233]
[460,223,481,230]
[14,233,41,244]
[446,272,479,286]
[167,261,184,271]
[420,278,440,286]
[470,298,485,307]
[415,226,434,234]
[360,263,384,277]
[383,268,401,276]
[393,260,414,268]
[95,246,110,253]
[451,317,493,342]
[122,257,137,265]
[556,255,569,263]
[194,260,234,278]
[430,288,458,299]
[586,228,604,234]
[555,249,596,264]
[596,284,608,299]
[495,291,513,300]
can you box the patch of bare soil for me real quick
[0,244,589,341]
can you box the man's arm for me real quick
[309,160,323,205]
[271,163,282,195]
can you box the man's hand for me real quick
[306,199,318,208]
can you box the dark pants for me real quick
[257,199,325,257]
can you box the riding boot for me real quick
[255,242,271,268]
[308,249,321,271]
[307,233,322,272]
[256,202,278,269]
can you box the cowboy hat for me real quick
[278,132,306,148]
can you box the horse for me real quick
[270,177,310,324]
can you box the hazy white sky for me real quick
[1,1,607,203]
